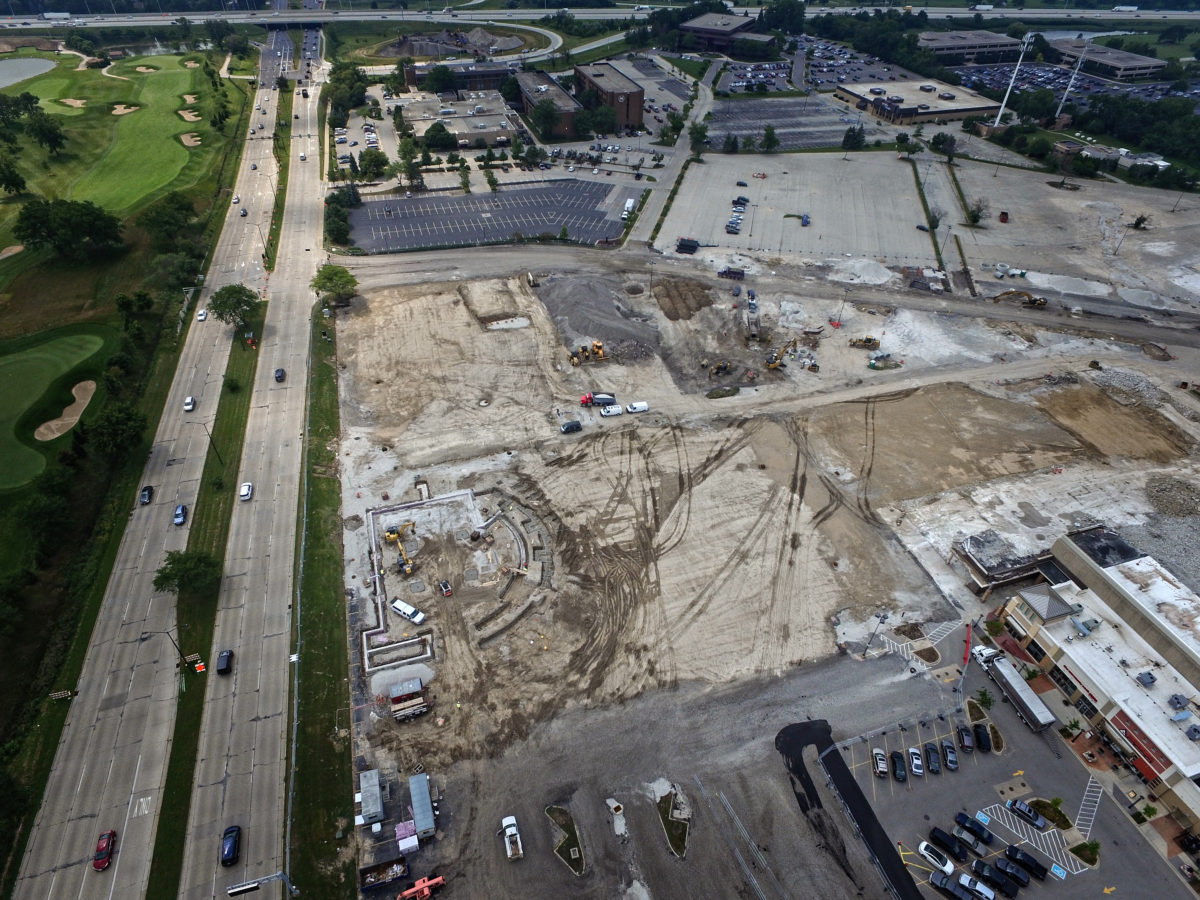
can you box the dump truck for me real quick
[501,816,524,860]
[973,647,1055,732]
[357,856,408,892]
[718,267,745,281]
[580,392,616,407]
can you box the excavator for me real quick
[708,360,731,378]
[397,876,447,899]
[569,340,607,365]
[849,335,880,350]
[385,522,417,575]
[992,289,1047,307]
[765,337,799,370]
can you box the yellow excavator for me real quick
[385,521,417,575]
[765,337,799,370]
[992,289,1047,307]
[709,360,731,378]
[569,340,608,365]
[849,335,881,350]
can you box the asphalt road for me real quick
[176,36,326,900]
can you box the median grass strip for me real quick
[145,316,262,900]
[265,88,295,269]
[545,805,586,876]
[287,310,355,897]
[656,790,690,858]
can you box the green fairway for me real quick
[0,332,103,490]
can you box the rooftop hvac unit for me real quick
[1173,710,1193,722]
[1187,724,1200,742]
[1136,671,1158,687]
[1070,617,1092,637]
[1170,693,1191,710]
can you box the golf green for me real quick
[0,333,103,490]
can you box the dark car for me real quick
[93,829,117,871]
[956,812,994,844]
[925,741,941,775]
[917,223,930,232]
[1005,844,1047,880]
[930,871,974,899]
[560,420,582,434]
[889,749,907,783]
[972,859,1018,898]
[929,826,969,863]
[274,368,286,382]
[973,722,992,753]
[957,724,974,752]
[995,857,1031,887]
[736,180,748,186]
[942,739,959,771]
[139,485,154,505]
[173,504,188,526]
[216,649,234,675]
[239,208,248,217]
[221,825,241,866]
[1007,798,1047,829]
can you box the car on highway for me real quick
[941,740,959,771]
[957,874,995,900]
[439,579,453,597]
[889,749,906,783]
[183,395,196,412]
[197,309,207,321]
[1004,844,1047,880]
[173,504,188,526]
[220,825,241,866]
[216,649,234,675]
[232,194,240,204]
[274,368,286,382]
[239,482,253,501]
[1006,798,1047,829]
[918,841,954,875]
[93,829,117,871]
[250,163,257,170]
[872,747,888,777]
[957,724,974,752]
[924,742,941,774]
[908,746,924,777]
[955,812,994,844]
[994,856,1030,887]
[139,485,154,505]
[971,859,1018,898]
[972,722,991,752]
[240,209,248,217]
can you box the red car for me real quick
[93,830,117,871]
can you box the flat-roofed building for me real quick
[514,71,579,137]
[574,63,644,130]
[833,78,999,124]
[404,61,514,92]
[1052,39,1167,80]
[918,30,1022,63]
[680,12,759,51]
[400,90,517,147]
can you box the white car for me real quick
[592,167,599,174]
[239,482,253,501]
[197,309,207,321]
[918,841,953,876]
[567,165,575,172]
[599,404,623,417]
[183,396,196,412]
[908,746,924,777]
[232,195,240,204]
[958,874,995,900]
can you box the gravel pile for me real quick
[1144,475,1200,518]
[1123,512,1200,594]
[1093,368,1163,407]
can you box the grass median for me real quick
[287,309,355,896]
[145,316,262,900]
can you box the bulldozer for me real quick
[849,336,880,350]
[569,340,607,366]
[765,337,799,370]
[992,289,1047,307]
[709,360,731,378]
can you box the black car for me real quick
[890,749,907,783]
[995,857,1031,887]
[929,826,969,863]
[216,650,234,675]
[930,871,974,899]
[956,812,994,844]
[957,724,974,752]
[972,859,1018,897]
[973,722,992,753]
[139,485,154,505]
[220,825,241,866]
[560,420,582,434]
[173,504,188,526]
[925,742,941,775]
[274,368,286,382]
[1005,844,1047,880]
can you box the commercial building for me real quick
[574,63,644,130]
[680,12,762,52]
[833,79,1000,125]
[918,30,1022,63]
[1051,39,1167,80]
[997,526,1200,831]
[399,90,517,148]
[403,61,513,92]
[514,71,580,137]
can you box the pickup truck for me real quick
[501,816,524,860]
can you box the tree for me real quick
[966,196,991,226]
[207,283,262,328]
[975,687,994,710]
[530,98,559,138]
[86,402,146,460]
[688,122,708,155]
[930,131,957,163]
[310,264,358,306]
[14,198,122,260]
[841,125,865,151]
[422,121,457,152]
[0,155,25,194]
[357,147,389,181]
[761,124,779,153]
[722,132,738,154]
[928,205,945,230]
[153,550,222,598]
[26,110,65,155]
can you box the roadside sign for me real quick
[1051,863,1067,880]
[195,662,206,674]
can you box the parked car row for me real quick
[873,737,960,783]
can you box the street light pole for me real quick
[864,611,889,659]
[188,420,225,466]
[141,630,188,692]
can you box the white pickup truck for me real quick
[500,816,524,860]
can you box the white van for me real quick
[299,152,306,161]
[390,598,426,625]
[626,401,649,413]
[600,404,623,417]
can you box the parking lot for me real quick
[709,92,896,151]
[350,181,628,251]
[715,58,798,95]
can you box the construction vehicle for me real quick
[569,340,608,365]
[500,816,524,860]
[992,289,1046,307]
[385,522,417,575]
[397,875,447,899]
[868,352,902,370]
[709,360,730,378]
[849,336,880,350]
[384,522,416,543]
[718,267,745,281]
[580,392,616,407]
[765,337,799,370]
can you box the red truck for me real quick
[580,392,616,407]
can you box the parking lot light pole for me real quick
[864,611,889,659]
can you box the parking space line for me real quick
[979,803,1089,876]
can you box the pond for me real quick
[0,57,56,89]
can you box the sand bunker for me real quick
[180,132,201,147]
[112,104,139,115]
[0,244,23,260]
[183,60,200,68]
[177,108,201,122]
[59,98,86,108]
[135,65,156,73]
[35,381,96,441]
[183,93,197,103]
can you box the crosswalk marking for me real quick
[1074,776,1103,840]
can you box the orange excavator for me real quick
[397,875,446,899]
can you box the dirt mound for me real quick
[1145,475,1200,517]
[654,277,715,321]
[1036,380,1190,464]
[538,272,659,352]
